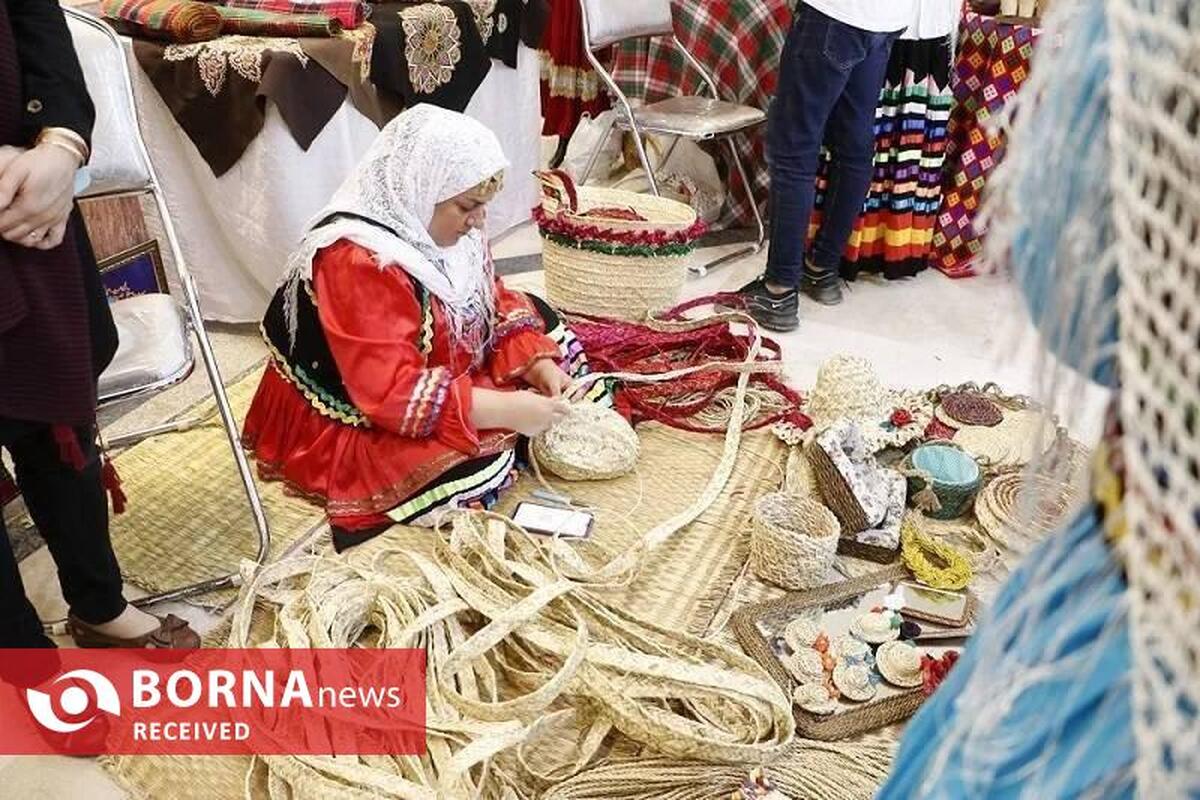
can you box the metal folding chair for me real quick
[63,6,270,606]
[577,0,768,276]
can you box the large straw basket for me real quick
[749,492,841,591]
[535,171,704,321]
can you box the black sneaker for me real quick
[730,277,799,332]
[801,265,843,305]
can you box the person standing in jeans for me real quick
[734,2,913,332]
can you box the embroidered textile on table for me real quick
[609,0,792,229]
[367,1,527,112]
[808,35,954,281]
[132,29,385,176]
[931,11,1043,278]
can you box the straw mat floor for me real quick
[96,370,325,605]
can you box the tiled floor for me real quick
[4,230,1111,797]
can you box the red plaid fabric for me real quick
[215,6,342,37]
[610,0,791,229]
[223,0,367,29]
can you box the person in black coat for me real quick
[0,0,199,685]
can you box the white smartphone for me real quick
[512,502,595,539]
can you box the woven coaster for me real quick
[954,408,1057,469]
[941,392,1004,427]
[974,471,1079,549]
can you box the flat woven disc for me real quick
[941,392,1004,427]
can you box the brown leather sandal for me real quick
[66,612,201,650]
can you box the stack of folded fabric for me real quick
[222,0,367,29]
[102,0,362,42]
[101,0,222,43]
[213,5,343,37]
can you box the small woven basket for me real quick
[749,492,841,591]
[806,439,871,533]
[535,173,702,321]
[903,444,982,520]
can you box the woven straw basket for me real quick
[903,444,983,520]
[750,492,841,591]
[536,177,701,321]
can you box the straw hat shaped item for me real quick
[802,355,934,452]
[850,610,901,644]
[783,618,821,652]
[828,633,870,661]
[785,648,827,684]
[876,641,925,688]
[832,662,878,702]
[793,683,838,716]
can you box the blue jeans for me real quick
[765,5,899,285]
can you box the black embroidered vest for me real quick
[261,273,434,429]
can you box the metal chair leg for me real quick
[579,116,616,185]
[127,263,272,608]
[689,135,767,277]
[50,6,273,616]
[106,417,211,450]
[629,123,661,197]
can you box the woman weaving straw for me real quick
[244,105,610,552]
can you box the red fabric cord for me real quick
[567,295,811,434]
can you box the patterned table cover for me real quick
[609,0,792,229]
[932,11,1043,277]
[127,0,538,177]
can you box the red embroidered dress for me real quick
[243,240,564,540]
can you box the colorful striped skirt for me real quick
[809,35,954,281]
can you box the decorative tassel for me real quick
[913,484,942,514]
[52,425,86,471]
[101,457,127,515]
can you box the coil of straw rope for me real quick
[224,510,795,798]
[542,736,897,800]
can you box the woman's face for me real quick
[428,191,488,247]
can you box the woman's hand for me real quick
[0,143,80,250]
[523,358,572,398]
[471,388,568,437]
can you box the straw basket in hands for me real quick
[749,492,842,591]
[534,170,705,321]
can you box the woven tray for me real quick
[731,566,977,741]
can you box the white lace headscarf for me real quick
[281,104,509,351]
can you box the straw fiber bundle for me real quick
[208,508,794,798]
[105,307,794,798]
[543,735,897,800]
